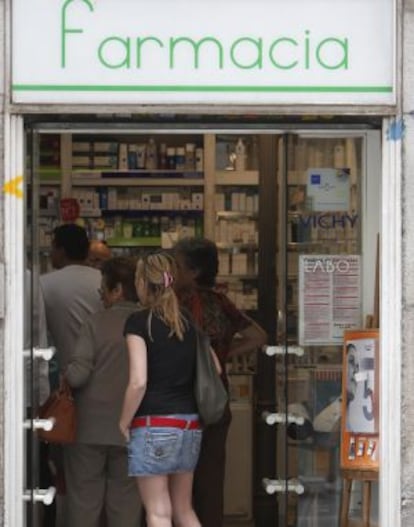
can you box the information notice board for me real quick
[340,329,379,471]
[298,255,361,346]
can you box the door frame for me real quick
[2,117,401,526]
[380,118,401,527]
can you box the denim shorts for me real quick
[127,414,202,476]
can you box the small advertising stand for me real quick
[339,329,379,527]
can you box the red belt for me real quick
[130,416,201,430]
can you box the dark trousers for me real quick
[193,403,232,527]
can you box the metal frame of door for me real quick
[2,118,401,527]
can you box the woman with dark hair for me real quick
[173,237,267,527]
[119,251,203,527]
[64,256,141,527]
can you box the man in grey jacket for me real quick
[40,224,102,526]
[40,224,102,376]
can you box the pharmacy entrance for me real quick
[7,1,397,525]
[20,121,381,527]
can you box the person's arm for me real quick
[210,347,222,375]
[119,334,147,441]
[227,314,267,360]
[65,321,94,388]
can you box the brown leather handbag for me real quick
[37,378,77,444]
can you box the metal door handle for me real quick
[23,346,56,361]
[24,487,56,506]
[262,478,304,495]
[262,411,305,426]
[24,418,55,431]
[263,345,304,357]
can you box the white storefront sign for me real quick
[12,0,395,105]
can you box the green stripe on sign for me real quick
[12,84,393,93]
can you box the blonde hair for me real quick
[136,252,187,340]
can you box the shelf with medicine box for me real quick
[77,214,202,250]
[212,135,261,314]
[75,186,204,214]
[33,134,62,182]
[105,237,161,248]
[214,189,259,246]
[31,132,209,255]
[216,211,258,220]
[70,176,204,187]
[215,171,258,186]
[71,135,204,173]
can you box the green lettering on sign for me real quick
[61,0,94,68]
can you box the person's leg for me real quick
[105,445,142,527]
[192,404,231,527]
[63,443,106,527]
[169,472,200,527]
[136,475,172,527]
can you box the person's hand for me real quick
[119,422,130,442]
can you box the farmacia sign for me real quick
[12,0,395,105]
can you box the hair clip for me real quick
[163,271,174,288]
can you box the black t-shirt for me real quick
[124,309,198,417]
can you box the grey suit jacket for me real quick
[66,301,138,446]
[40,264,102,371]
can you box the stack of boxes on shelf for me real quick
[216,219,258,246]
[214,137,260,313]
[72,141,118,171]
[38,135,61,181]
[36,134,206,251]
[71,137,204,174]
[69,188,204,216]
[39,187,59,215]
[216,189,259,212]
[215,189,259,245]
[65,135,206,248]
[217,241,259,311]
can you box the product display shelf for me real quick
[71,175,204,187]
[213,141,260,315]
[216,170,259,186]
[216,211,258,220]
[105,237,161,248]
[69,207,205,215]
[37,179,60,186]
[31,132,214,250]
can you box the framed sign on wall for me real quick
[340,329,379,472]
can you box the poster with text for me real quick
[340,330,379,471]
[299,255,361,346]
[306,168,350,211]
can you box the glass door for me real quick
[25,127,57,526]
[274,132,380,527]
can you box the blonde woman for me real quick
[119,252,202,527]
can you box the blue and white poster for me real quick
[307,168,350,212]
